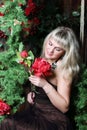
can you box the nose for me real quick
[49,47,54,53]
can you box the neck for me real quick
[45,59,56,64]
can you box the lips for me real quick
[45,49,53,58]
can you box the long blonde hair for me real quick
[41,26,80,78]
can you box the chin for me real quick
[45,55,51,60]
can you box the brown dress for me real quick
[0,83,73,130]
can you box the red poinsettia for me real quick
[0,100,11,116]
[31,57,52,77]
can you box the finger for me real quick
[31,92,35,100]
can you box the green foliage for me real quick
[73,64,87,130]
[0,0,29,122]
[0,0,28,50]
[68,64,87,130]
[0,49,28,121]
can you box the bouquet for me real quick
[30,57,52,92]
[16,45,52,92]
[31,57,52,77]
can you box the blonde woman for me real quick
[0,27,80,130]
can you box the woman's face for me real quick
[44,37,65,62]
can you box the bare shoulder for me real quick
[55,66,73,88]
[56,68,72,102]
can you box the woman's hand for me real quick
[27,92,35,104]
[29,75,47,88]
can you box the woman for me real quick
[0,26,80,130]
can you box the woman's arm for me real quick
[43,73,72,113]
[29,73,72,113]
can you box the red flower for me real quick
[31,58,52,77]
[0,30,7,38]
[0,100,11,116]
[0,12,4,16]
[25,0,37,16]
[20,50,28,58]
[33,17,40,25]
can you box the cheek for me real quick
[55,51,64,59]
[44,47,47,57]
[55,54,61,59]
[45,43,49,49]
[44,44,49,53]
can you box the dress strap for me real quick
[46,80,57,89]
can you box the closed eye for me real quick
[55,48,62,51]
[48,41,53,46]
[48,40,64,52]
